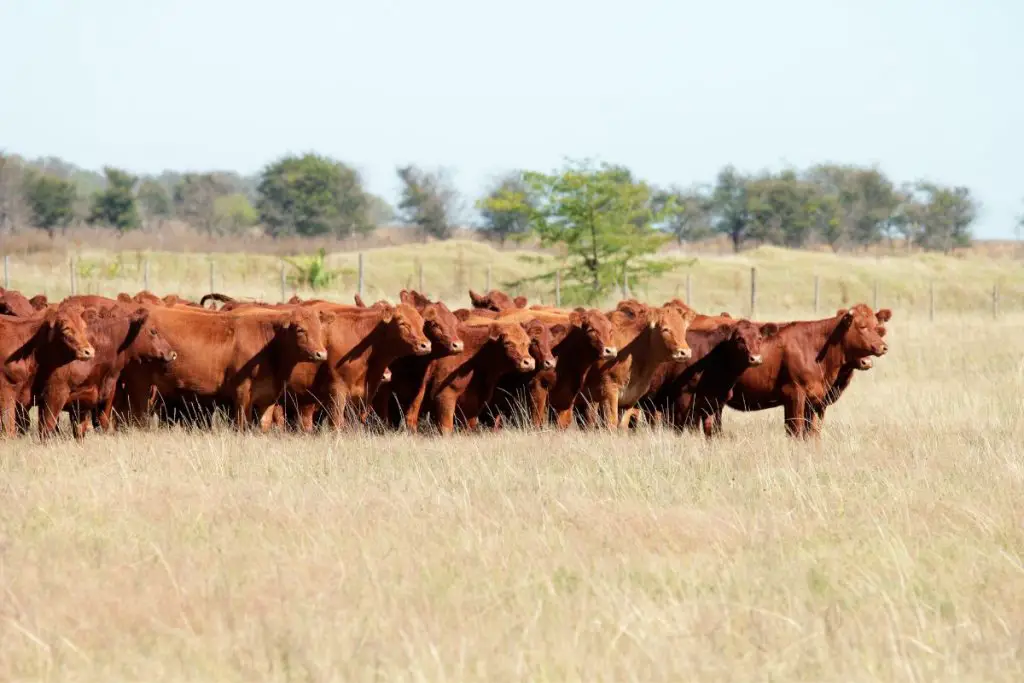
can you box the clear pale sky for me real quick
[2,0,1021,238]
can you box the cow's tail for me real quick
[200,292,236,309]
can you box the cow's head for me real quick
[488,321,535,372]
[283,308,329,362]
[651,305,695,362]
[122,307,177,363]
[569,308,617,359]
[0,289,35,317]
[378,303,432,356]
[29,294,49,311]
[401,291,463,354]
[469,289,520,312]
[48,304,95,360]
[524,319,556,371]
[835,304,891,359]
[728,320,778,367]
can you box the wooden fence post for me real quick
[69,256,77,295]
[209,261,215,293]
[993,282,999,319]
[749,267,757,318]
[813,275,820,314]
[555,270,561,307]
[143,259,150,291]
[3,255,9,290]
[357,252,364,298]
[873,281,879,311]
[418,261,425,293]
[486,265,492,292]
[686,272,693,306]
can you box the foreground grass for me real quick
[1,316,1023,681]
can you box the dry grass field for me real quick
[2,309,1023,681]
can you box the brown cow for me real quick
[636,313,778,436]
[468,289,528,312]
[487,306,618,428]
[476,317,563,429]
[35,305,177,438]
[29,295,49,311]
[726,304,892,437]
[0,305,95,436]
[577,300,696,428]
[274,301,431,430]
[385,320,535,435]
[0,288,35,317]
[118,305,330,432]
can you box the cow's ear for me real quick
[720,311,732,318]
[569,310,584,327]
[469,290,485,306]
[131,307,149,324]
[761,322,779,338]
[117,293,132,302]
[550,323,568,340]
[319,311,336,325]
[876,308,892,323]
[513,295,528,308]
[836,308,851,320]
[421,306,438,322]
[399,291,413,305]
[377,304,395,323]
[488,323,503,342]
[876,324,887,338]
[353,294,366,307]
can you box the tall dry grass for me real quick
[1,313,1022,681]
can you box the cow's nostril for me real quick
[602,346,617,358]
[544,358,556,369]
[450,341,464,352]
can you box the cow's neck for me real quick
[3,316,53,376]
[810,317,851,384]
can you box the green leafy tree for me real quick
[22,170,77,237]
[805,165,898,249]
[214,193,259,233]
[745,171,822,248]
[173,173,234,234]
[88,167,140,231]
[396,165,461,241]
[477,172,533,246]
[507,160,680,304]
[906,183,977,253]
[709,166,752,252]
[137,179,172,221]
[256,153,373,238]
[0,152,28,233]
[651,185,713,245]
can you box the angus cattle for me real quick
[578,300,696,428]
[382,320,535,435]
[35,306,177,438]
[0,288,35,317]
[274,301,432,430]
[468,289,527,312]
[0,305,95,436]
[635,311,778,436]
[118,305,330,432]
[726,304,892,437]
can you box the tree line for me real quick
[0,150,1000,257]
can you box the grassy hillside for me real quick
[4,239,1024,318]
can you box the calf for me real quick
[578,300,696,428]
[726,304,892,437]
[35,306,177,438]
[0,305,95,436]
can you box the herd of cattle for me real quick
[0,285,891,440]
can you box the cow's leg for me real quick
[15,403,30,435]
[326,385,349,430]
[257,403,277,434]
[554,407,574,429]
[0,388,17,437]
[298,403,317,432]
[233,383,252,431]
[600,386,620,430]
[433,392,457,436]
[38,387,71,438]
[806,403,826,437]
[70,404,91,440]
[783,388,808,438]
[405,379,430,433]
[529,381,549,428]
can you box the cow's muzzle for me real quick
[311,350,328,362]
[748,354,763,366]
[601,346,618,359]
[77,346,95,360]
[449,340,464,353]
[543,358,557,370]
[856,357,874,370]
[164,351,178,363]
[874,343,889,356]
[672,348,692,361]
[382,367,392,382]
[519,357,536,371]
[415,340,432,355]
